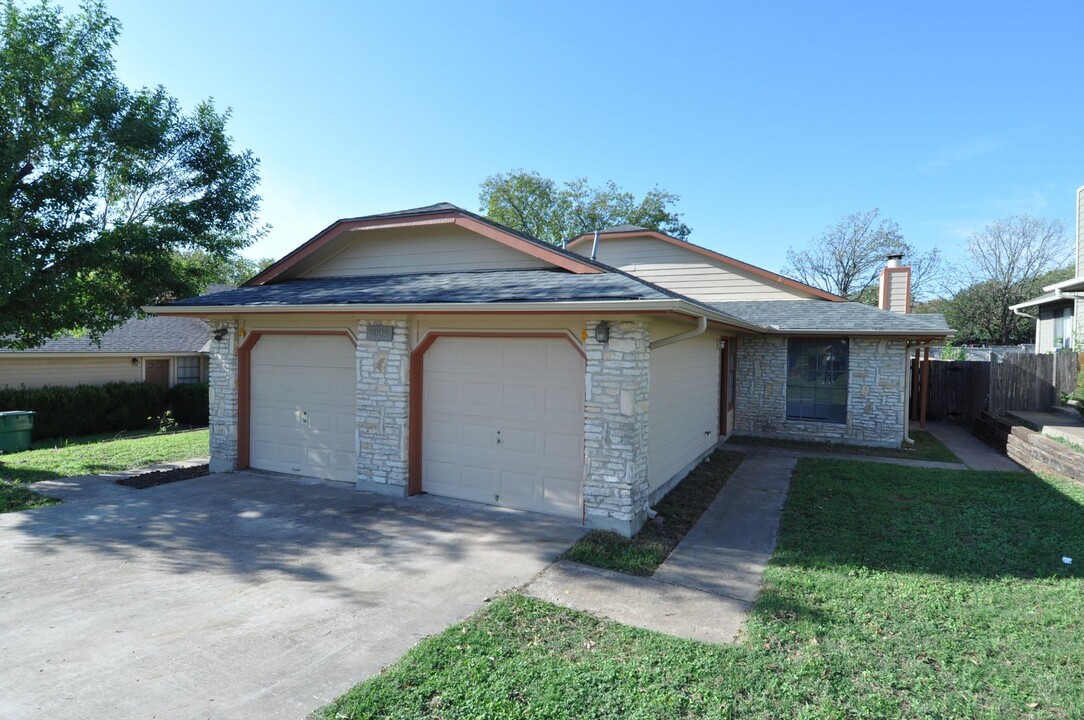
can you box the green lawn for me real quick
[0,428,209,512]
[730,428,959,463]
[317,460,1083,719]
[564,450,744,575]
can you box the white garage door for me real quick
[249,334,356,483]
[422,336,585,518]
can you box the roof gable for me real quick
[248,203,601,285]
[568,229,842,302]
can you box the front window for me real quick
[786,338,848,423]
[176,357,201,385]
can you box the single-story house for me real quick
[0,315,213,390]
[1010,185,1084,352]
[149,203,950,536]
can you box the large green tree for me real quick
[940,215,1073,345]
[479,170,691,245]
[1,1,263,348]
[175,249,276,286]
[783,209,943,303]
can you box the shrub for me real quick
[167,382,209,426]
[0,381,166,440]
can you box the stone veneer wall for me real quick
[207,320,238,472]
[583,320,651,536]
[734,336,907,447]
[355,319,410,495]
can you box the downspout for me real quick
[903,341,917,445]
[649,315,708,350]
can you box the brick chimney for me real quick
[879,253,911,313]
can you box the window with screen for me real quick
[176,357,201,385]
[786,338,848,423]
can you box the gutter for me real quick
[145,299,767,333]
[649,315,707,350]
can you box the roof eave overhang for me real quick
[1009,294,1075,311]
[1042,277,1084,293]
[769,329,953,339]
[145,300,767,333]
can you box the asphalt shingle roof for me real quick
[710,300,951,335]
[0,316,211,354]
[169,269,675,307]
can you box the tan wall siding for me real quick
[889,271,908,312]
[581,237,817,301]
[1077,186,1084,273]
[0,357,142,388]
[302,225,552,278]
[647,321,720,492]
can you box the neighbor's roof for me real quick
[168,269,677,307]
[711,300,952,337]
[0,316,211,355]
[1008,291,1075,312]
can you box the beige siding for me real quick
[0,357,142,388]
[648,322,720,493]
[580,236,818,302]
[1077,186,1084,274]
[302,224,552,278]
[884,269,908,313]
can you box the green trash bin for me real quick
[0,411,35,453]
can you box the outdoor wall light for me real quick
[131,357,139,365]
[213,327,228,341]
[594,321,610,344]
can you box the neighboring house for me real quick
[0,286,233,390]
[149,203,950,536]
[1010,185,1084,352]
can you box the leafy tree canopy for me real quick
[783,209,942,304]
[1,0,263,348]
[175,249,276,287]
[479,170,690,245]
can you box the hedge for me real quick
[167,382,209,426]
[0,381,167,440]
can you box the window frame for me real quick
[175,356,201,385]
[785,337,849,424]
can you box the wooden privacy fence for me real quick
[914,351,1082,426]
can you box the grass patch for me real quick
[1049,433,1084,454]
[0,429,209,512]
[730,428,958,463]
[564,451,744,575]
[0,480,60,513]
[317,460,1083,719]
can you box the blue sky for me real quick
[90,0,1084,278]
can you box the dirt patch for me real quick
[115,464,209,489]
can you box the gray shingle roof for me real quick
[169,269,675,307]
[0,316,211,354]
[710,300,951,335]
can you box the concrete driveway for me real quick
[0,472,585,719]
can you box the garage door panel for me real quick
[249,335,356,484]
[422,337,584,518]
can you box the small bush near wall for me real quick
[167,382,209,426]
[0,381,166,440]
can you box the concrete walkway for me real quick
[526,427,1025,645]
[923,421,1024,472]
[526,454,797,644]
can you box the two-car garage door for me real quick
[246,332,585,519]
[422,337,585,518]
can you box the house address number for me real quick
[365,324,394,342]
